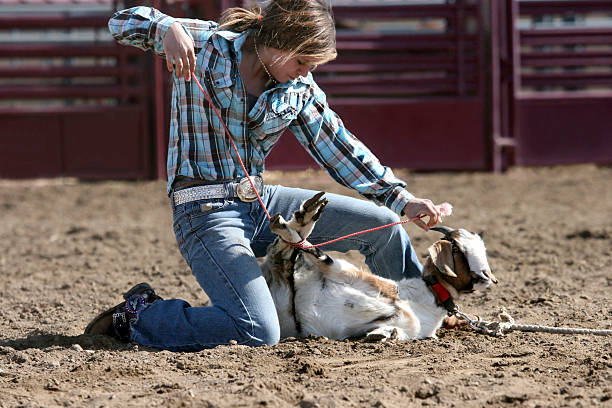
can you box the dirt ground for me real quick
[0,164,611,408]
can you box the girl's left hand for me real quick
[403,198,441,231]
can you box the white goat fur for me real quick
[260,193,496,341]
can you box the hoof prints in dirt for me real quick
[565,229,610,240]
[1,166,612,407]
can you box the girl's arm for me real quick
[290,80,440,230]
[108,6,217,80]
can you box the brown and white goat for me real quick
[260,192,497,341]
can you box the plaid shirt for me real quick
[109,7,414,214]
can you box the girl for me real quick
[86,0,445,351]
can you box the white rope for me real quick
[455,307,612,337]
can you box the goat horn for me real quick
[430,226,454,238]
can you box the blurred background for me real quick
[1,0,611,180]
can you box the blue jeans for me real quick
[130,185,422,351]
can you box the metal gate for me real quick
[492,0,612,170]
[267,0,490,171]
[2,0,610,179]
[0,0,152,179]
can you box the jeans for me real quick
[130,185,422,351]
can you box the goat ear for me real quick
[427,240,457,278]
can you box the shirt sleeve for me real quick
[108,6,217,56]
[289,81,415,216]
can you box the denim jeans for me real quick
[130,184,422,351]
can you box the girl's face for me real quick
[265,47,317,83]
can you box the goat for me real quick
[260,192,497,341]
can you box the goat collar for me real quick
[422,273,457,316]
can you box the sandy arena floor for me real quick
[0,164,611,407]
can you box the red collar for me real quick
[423,273,457,315]
[430,282,451,303]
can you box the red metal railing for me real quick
[266,0,489,171]
[2,0,609,179]
[491,0,612,170]
[314,2,483,100]
[0,0,152,179]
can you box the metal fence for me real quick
[1,0,610,179]
[492,0,612,170]
[0,0,152,179]
[268,0,490,171]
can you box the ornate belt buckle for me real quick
[236,176,263,202]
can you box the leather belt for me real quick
[172,176,264,206]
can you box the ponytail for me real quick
[218,0,337,66]
[217,5,263,33]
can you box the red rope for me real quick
[191,73,271,220]
[286,215,424,249]
[191,73,421,249]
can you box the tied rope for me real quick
[190,73,430,249]
[455,307,612,337]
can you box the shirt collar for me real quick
[211,29,250,60]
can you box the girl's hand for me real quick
[403,198,442,232]
[163,22,196,81]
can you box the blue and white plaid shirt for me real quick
[109,7,414,215]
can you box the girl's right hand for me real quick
[163,22,196,81]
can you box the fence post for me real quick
[490,0,519,172]
[489,0,502,171]
[455,0,466,96]
[508,0,521,166]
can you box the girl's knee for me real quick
[254,322,280,346]
[231,307,280,347]
[242,315,280,347]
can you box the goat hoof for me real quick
[364,333,387,342]
[301,193,328,222]
[442,316,468,329]
[270,214,286,232]
[303,191,325,210]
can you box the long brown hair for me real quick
[218,0,337,65]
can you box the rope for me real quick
[191,74,272,220]
[456,307,612,337]
[287,216,424,249]
[190,73,426,249]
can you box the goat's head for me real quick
[427,226,497,294]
